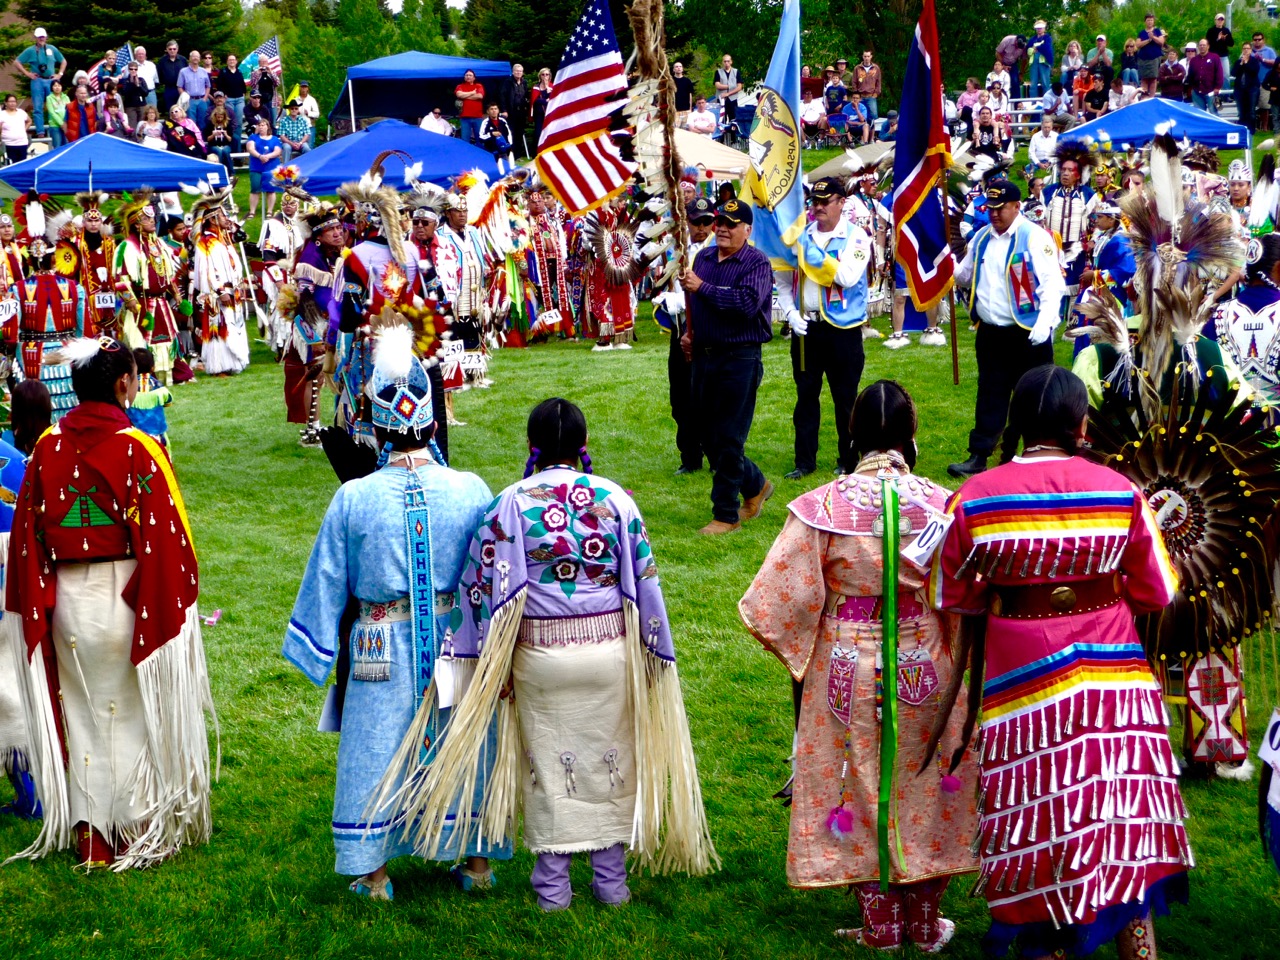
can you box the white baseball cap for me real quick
[33,28,47,38]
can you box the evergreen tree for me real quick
[397,0,452,55]
[464,0,631,72]
[334,0,397,73]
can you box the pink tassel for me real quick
[827,805,855,838]
[941,774,962,794]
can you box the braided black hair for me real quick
[849,379,918,469]
[527,397,589,473]
[998,364,1089,464]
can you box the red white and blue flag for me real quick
[87,41,134,94]
[892,0,954,311]
[244,36,282,80]
[534,0,635,216]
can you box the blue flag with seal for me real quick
[744,0,803,270]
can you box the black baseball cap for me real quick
[715,198,752,225]
[809,177,846,202]
[985,180,1022,208]
[686,197,715,222]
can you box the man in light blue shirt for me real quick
[177,50,211,129]
[16,28,64,136]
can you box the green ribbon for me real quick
[878,476,902,890]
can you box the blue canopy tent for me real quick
[0,134,228,193]
[327,52,511,126]
[1059,99,1252,176]
[264,119,500,194]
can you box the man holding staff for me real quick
[680,198,775,535]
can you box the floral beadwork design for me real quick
[521,478,621,598]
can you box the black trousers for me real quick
[428,363,448,464]
[968,319,1054,458]
[691,343,766,524]
[509,114,529,156]
[791,320,865,473]
[668,314,702,470]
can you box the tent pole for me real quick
[348,79,356,135]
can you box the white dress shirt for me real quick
[1028,130,1058,166]
[134,59,158,92]
[774,218,873,315]
[956,214,1065,331]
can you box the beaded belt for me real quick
[824,592,925,623]
[518,609,625,647]
[991,573,1121,620]
[358,593,453,623]
[20,331,70,344]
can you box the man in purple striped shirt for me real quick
[680,198,775,535]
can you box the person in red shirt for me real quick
[455,69,485,144]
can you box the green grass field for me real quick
[0,320,1276,959]
[0,147,1277,959]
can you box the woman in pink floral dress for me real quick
[740,381,978,952]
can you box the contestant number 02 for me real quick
[901,512,952,569]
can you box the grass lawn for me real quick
[0,147,1276,959]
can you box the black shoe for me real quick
[947,455,988,479]
[784,467,815,481]
[674,464,702,475]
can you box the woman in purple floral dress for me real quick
[389,398,717,910]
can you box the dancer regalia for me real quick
[114,189,182,385]
[71,192,119,339]
[0,434,38,820]
[0,211,27,370]
[579,200,641,351]
[1072,135,1279,778]
[333,164,417,444]
[434,192,490,385]
[284,322,509,898]
[4,336,216,869]
[190,187,250,376]
[1212,234,1280,410]
[380,398,717,905]
[281,202,343,446]
[525,187,575,339]
[12,198,84,421]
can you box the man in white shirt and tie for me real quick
[948,180,1066,477]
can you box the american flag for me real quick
[534,1,635,215]
[87,41,134,94]
[246,36,282,80]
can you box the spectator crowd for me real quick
[960,12,1280,145]
[5,28,321,179]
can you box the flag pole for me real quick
[942,168,960,385]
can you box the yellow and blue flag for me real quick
[744,0,803,269]
[892,0,954,310]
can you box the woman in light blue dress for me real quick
[284,325,510,900]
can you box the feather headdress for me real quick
[116,187,157,234]
[1121,134,1243,420]
[337,151,409,267]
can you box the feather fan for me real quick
[1251,153,1279,230]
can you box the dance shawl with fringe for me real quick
[4,401,217,869]
[378,469,718,876]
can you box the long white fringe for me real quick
[371,588,527,859]
[114,605,220,870]
[4,603,219,869]
[4,622,71,863]
[623,599,719,876]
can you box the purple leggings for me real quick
[531,843,629,908]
